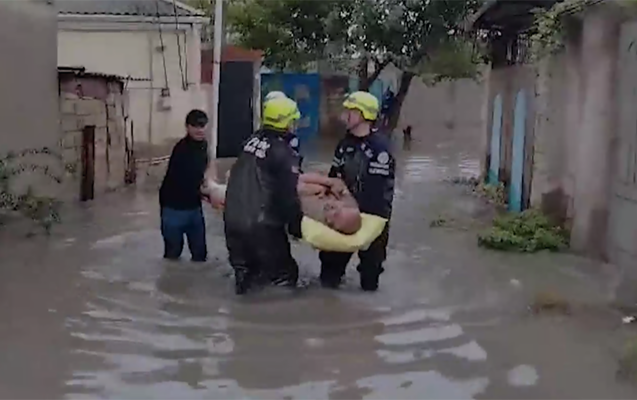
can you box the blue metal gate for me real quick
[509,90,527,212]
[261,73,320,155]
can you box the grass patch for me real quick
[478,209,569,252]
[618,337,637,381]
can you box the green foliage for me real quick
[209,0,347,70]
[0,148,62,234]
[195,0,484,77]
[474,182,507,206]
[418,38,485,84]
[529,0,589,61]
[619,337,637,382]
[478,209,569,253]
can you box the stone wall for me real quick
[59,84,127,200]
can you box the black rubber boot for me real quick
[320,274,342,289]
[234,270,251,295]
[271,270,298,289]
[360,273,380,292]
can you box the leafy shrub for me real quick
[0,148,62,234]
[478,209,568,252]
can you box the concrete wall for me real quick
[57,22,206,165]
[529,54,570,223]
[0,0,59,195]
[368,63,485,140]
[608,12,637,303]
[482,3,634,269]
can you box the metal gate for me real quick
[261,73,320,155]
[509,90,527,212]
[218,61,254,158]
[609,21,637,273]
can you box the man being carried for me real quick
[297,172,362,235]
[213,170,363,236]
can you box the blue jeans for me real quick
[160,207,207,262]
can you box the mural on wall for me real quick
[509,90,527,212]
[261,73,320,154]
[488,94,503,185]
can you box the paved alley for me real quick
[0,127,635,399]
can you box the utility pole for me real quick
[209,0,223,160]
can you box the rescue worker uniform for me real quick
[286,133,303,170]
[223,97,304,294]
[319,92,395,291]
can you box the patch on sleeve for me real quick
[376,151,390,165]
[368,151,391,176]
[289,137,299,148]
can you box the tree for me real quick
[228,0,347,70]
[191,0,484,131]
[341,0,484,130]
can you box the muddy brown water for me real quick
[0,127,636,399]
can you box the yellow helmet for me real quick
[343,91,380,121]
[262,97,301,130]
[264,91,287,101]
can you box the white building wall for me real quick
[57,22,206,160]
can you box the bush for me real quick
[478,209,568,252]
[474,182,507,207]
[619,337,637,382]
[0,148,62,234]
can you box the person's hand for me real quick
[202,193,225,210]
[327,178,348,197]
[209,195,225,210]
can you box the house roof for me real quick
[56,0,204,18]
[58,66,151,82]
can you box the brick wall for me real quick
[59,85,127,200]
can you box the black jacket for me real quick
[159,136,209,210]
[224,129,303,237]
[329,131,395,219]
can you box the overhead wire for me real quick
[155,0,170,90]
[172,0,189,90]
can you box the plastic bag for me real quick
[301,213,388,252]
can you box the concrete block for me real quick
[61,115,80,133]
[62,92,79,101]
[60,131,78,149]
[60,99,76,115]
[76,98,105,117]
[62,147,78,164]
[107,120,122,134]
[106,93,117,106]
[106,104,117,118]
[95,113,108,129]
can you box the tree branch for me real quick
[362,58,391,90]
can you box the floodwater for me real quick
[1,126,636,399]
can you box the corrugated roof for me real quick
[58,66,151,82]
[56,0,204,17]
